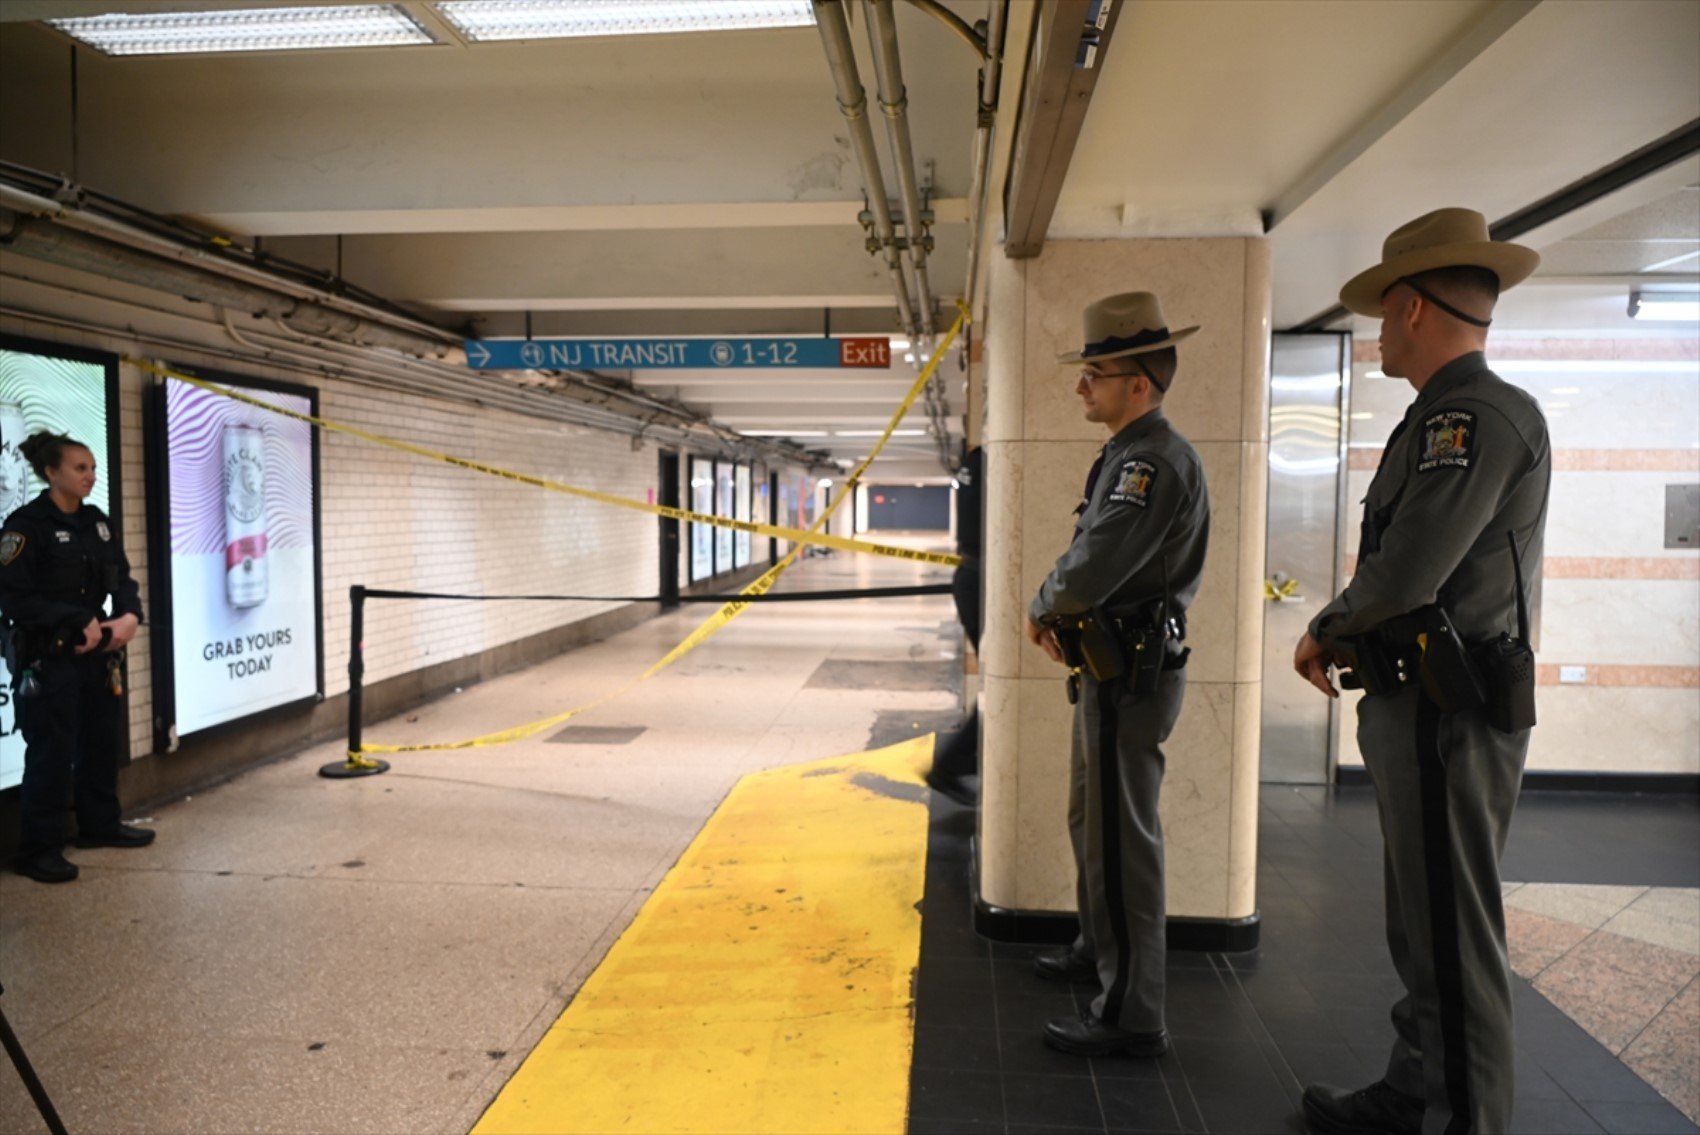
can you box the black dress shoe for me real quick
[14,851,78,884]
[74,823,156,849]
[1033,944,1097,984]
[1302,1080,1424,1135]
[1043,1010,1168,1057]
[923,769,978,806]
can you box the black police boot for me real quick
[74,823,156,849]
[1301,1080,1424,1135]
[1043,1010,1168,1057]
[14,851,78,884]
[1033,944,1097,984]
[923,769,977,807]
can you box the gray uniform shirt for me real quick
[1311,351,1551,647]
[1030,408,1210,623]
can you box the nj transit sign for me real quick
[464,337,892,370]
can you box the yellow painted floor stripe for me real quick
[473,737,934,1135]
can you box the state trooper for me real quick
[1293,209,1551,1135]
[1024,291,1209,1057]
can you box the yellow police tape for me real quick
[125,340,964,569]
[180,301,967,756]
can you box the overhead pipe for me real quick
[905,0,989,60]
[0,182,459,357]
[963,0,1008,319]
[0,205,454,359]
[0,221,830,471]
[865,0,937,338]
[812,0,920,337]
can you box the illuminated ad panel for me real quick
[0,336,121,790]
[150,369,322,740]
[734,464,752,569]
[689,457,714,583]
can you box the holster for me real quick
[1341,605,1502,720]
[1050,604,1188,700]
[1415,605,1487,714]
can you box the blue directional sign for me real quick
[463,336,893,371]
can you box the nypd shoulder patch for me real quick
[1107,457,1158,507]
[0,531,24,567]
[1417,409,1476,473]
[96,521,111,542]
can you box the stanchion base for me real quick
[319,756,391,779]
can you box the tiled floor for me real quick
[909,785,1700,1135]
[1505,883,1700,1122]
[0,547,961,1135]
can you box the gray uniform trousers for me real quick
[1066,666,1186,1031]
[1359,685,1530,1135]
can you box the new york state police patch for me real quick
[0,531,24,567]
[1107,458,1158,507]
[1418,409,1476,473]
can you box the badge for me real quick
[1107,458,1158,507]
[0,531,23,566]
[53,530,73,543]
[96,521,111,541]
[1418,410,1476,472]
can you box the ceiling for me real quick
[0,0,1695,481]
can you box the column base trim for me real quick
[968,834,1261,951]
[1335,767,1700,794]
[970,897,1261,953]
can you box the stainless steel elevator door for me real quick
[1260,334,1349,784]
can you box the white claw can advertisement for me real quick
[154,370,322,738]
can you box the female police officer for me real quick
[0,431,150,883]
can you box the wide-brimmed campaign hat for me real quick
[1340,207,1540,317]
[1056,291,1199,365]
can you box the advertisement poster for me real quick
[157,372,321,737]
[0,338,119,790]
[734,464,752,569]
[689,457,714,582]
[714,462,734,575]
[777,477,800,556]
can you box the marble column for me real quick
[979,238,1270,935]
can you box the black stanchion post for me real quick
[0,982,69,1135]
[320,584,390,778]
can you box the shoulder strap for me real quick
[1506,529,1529,642]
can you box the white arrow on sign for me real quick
[466,341,491,368]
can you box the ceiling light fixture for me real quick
[1628,289,1700,323]
[48,4,434,55]
[834,429,926,437]
[436,0,815,42]
[740,429,829,437]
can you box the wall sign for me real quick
[148,367,324,743]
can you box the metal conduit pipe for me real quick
[865,0,937,338]
[0,205,451,359]
[0,202,811,456]
[813,0,919,337]
[963,0,1008,318]
[0,182,460,356]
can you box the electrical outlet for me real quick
[1559,665,1587,685]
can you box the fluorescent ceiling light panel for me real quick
[436,0,815,42]
[48,4,433,55]
[741,429,828,437]
[835,429,926,437]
